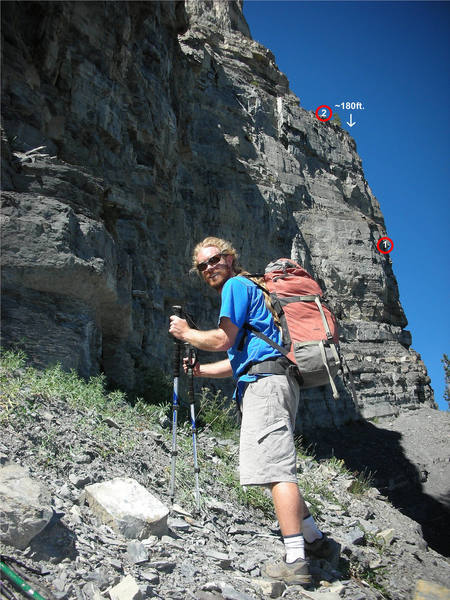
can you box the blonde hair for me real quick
[191,237,280,327]
[191,236,242,274]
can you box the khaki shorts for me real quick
[239,374,299,486]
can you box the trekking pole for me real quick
[186,343,201,512]
[0,561,46,600]
[169,305,182,504]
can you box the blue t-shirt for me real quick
[219,276,283,383]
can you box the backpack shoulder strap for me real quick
[237,274,290,353]
[239,274,267,293]
[242,323,289,357]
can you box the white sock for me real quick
[283,533,305,562]
[302,515,323,544]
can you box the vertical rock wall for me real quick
[1,1,435,427]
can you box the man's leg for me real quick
[262,481,311,584]
[270,481,305,564]
[271,482,327,558]
[271,481,304,536]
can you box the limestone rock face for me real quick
[185,0,251,37]
[1,1,435,425]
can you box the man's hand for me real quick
[183,357,233,378]
[183,356,201,376]
[169,315,238,352]
[169,315,190,342]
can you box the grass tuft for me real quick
[195,387,238,438]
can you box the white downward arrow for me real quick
[347,113,356,127]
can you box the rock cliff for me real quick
[1,0,435,425]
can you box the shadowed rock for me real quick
[0,462,53,550]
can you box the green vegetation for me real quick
[0,349,242,512]
[0,350,401,598]
[0,349,375,519]
[365,530,387,554]
[349,562,390,598]
[0,349,167,429]
[210,443,274,518]
[318,454,374,496]
[294,434,316,460]
[219,465,274,517]
[0,348,171,465]
[348,467,374,495]
[196,387,238,436]
[136,366,173,406]
[331,112,342,127]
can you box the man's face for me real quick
[196,246,234,292]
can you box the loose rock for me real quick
[109,575,142,600]
[83,478,169,539]
[0,462,53,549]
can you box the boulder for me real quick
[109,575,142,600]
[84,478,169,539]
[0,462,53,550]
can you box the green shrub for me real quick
[135,367,173,406]
[195,387,238,437]
[331,112,342,127]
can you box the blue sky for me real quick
[243,1,449,410]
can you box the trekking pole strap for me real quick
[172,306,182,378]
[186,345,198,404]
[183,311,198,330]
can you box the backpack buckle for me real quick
[287,363,304,386]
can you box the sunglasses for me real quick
[197,252,227,272]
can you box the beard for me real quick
[204,264,233,291]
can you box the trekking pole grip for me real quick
[172,305,182,378]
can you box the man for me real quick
[169,237,330,586]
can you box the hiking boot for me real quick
[304,533,333,558]
[262,557,311,586]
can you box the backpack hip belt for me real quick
[245,356,304,385]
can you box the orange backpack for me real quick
[244,259,343,399]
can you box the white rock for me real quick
[109,575,142,600]
[253,579,286,598]
[84,478,169,539]
[376,528,396,545]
